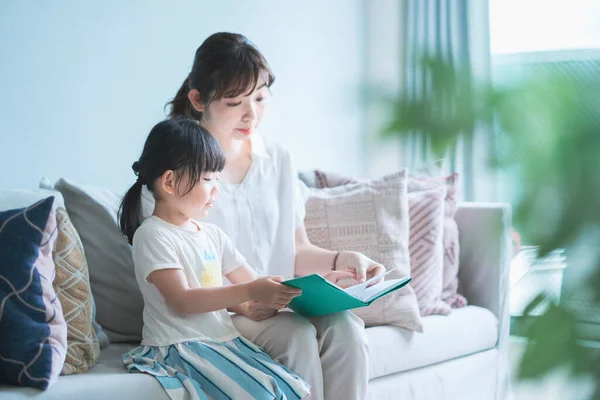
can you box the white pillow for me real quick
[0,186,65,211]
[43,178,149,342]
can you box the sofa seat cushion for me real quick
[0,344,167,400]
[367,305,498,379]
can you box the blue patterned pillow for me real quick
[0,196,67,389]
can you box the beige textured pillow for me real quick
[304,170,423,332]
[53,208,99,375]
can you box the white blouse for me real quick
[203,135,309,279]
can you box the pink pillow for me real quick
[304,170,423,331]
[408,186,450,316]
[313,169,467,310]
[408,173,467,308]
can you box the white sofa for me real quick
[0,192,511,400]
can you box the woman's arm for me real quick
[294,224,339,275]
[295,223,386,282]
[149,267,300,314]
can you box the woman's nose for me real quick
[242,102,257,122]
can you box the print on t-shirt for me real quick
[201,249,221,287]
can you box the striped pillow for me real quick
[408,173,467,308]
[408,186,451,316]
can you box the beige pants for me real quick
[231,310,369,400]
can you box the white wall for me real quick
[0,0,365,191]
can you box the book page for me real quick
[343,268,398,302]
[346,279,405,302]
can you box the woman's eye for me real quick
[203,178,213,182]
[256,97,264,102]
[227,101,242,107]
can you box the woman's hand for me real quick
[322,270,359,288]
[335,251,386,283]
[240,301,279,321]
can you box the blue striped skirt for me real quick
[123,337,310,400]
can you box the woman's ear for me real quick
[188,89,205,113]
[160,170,177,196]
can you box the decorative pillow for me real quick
[52,207,100,374]
[49,178,145,342]
[407,186,450,316]
[407,173,466,307]
[313,169,467,309]
[39,178,112,346]
[304,170,423,331]
[0,197,67,389]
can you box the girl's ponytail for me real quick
[119,168,145,244]
[167,77,203,121]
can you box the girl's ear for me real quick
[160,170,177,196]
[188,89,205,113]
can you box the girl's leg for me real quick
[308,311,369,400]
[231,311,325,399]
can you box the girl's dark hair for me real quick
[119,118,225,244]
[167,32,275,120]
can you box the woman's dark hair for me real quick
[119,118,225,244]
[167,32,275,120]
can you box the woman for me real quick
[164,32,384,400]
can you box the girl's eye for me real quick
[227,101,242,107]
[256,97,264,102]
[203,178,213,182]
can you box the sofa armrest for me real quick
[455,202,512,321]
[455,203,513,399]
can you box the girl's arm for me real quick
[149,267,300,315]
[225,264,259,315]
[294,223,385,282]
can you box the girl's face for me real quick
[178,171,219,220]
[159,170,219,221]
[194,73,270,143]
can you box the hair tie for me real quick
[132,161,141,175]
[132,161,145,185]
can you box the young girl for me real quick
[118,117,312,400]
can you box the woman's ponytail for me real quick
[119,175,145,245]
[166,77,203,121]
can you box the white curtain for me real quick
[400,0,496,202]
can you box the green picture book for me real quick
[282,270,412,318]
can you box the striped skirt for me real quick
[123,337,310,400]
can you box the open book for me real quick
[282,269,411,317]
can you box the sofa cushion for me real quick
[0,344,167,400]
[50,178,146,342]
[0,197,67,389]
[53,208,100,375]
[311,168,468,310]
[407,185,450,316]
[304,170,423,332]
[367,306,498,379]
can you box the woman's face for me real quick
[199,73,270,143]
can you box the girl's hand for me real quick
[241,301,278,321]
[335,251,386,283]
[248,276,302,310]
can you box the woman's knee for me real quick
[272,312,318,347]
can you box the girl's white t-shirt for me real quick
[132,216,246,346]
[140,134,310,279]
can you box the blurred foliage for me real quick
[384,54,600,397]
